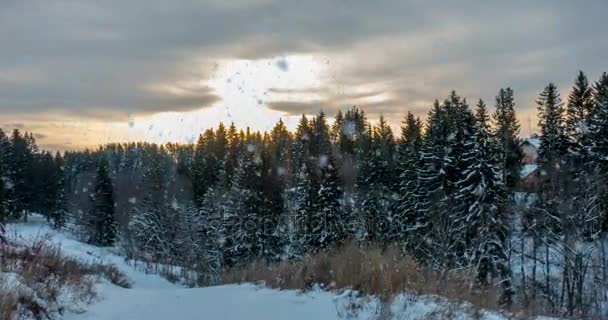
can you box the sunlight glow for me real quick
[136,55,329,144]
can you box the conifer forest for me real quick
[3,71,608,318]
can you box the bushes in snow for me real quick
[0,235,128,320]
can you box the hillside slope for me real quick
[7,216,556,320]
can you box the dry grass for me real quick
[223,242,500,311]
[0,236,130,320]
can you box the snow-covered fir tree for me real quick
[8,129,34,220]
[394,112,423,244]
[493,88,521,190]
[566,71,595,162]
[90,158,117,246]
[535,83,569,235]
[228,139,265,264]
[50,152,67,228]
[130,149,178,260]
[0,139,7,244]
[589,73,608,230]
[410,100,451,263]
[361,116,395,242]
[311,155,344,249]
[455,100,513,304]
[563,71,599,236]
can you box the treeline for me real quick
[2,71,608,317]
[0,130,65,228]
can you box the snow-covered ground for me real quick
[6,216,557,320]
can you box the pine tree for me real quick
[179,190,223,284]
[192,129,219,206]
[456,100,513,304]
[0,147,7,244]
[310,155,344,249]
[409,100,449,262]
[331,110,344,146]
[563,71,598,236]
[566,71,594,158]
[310,111,331,159]
[8,129,33,220]
[50,152,67,228]
[412,92,475,271]
[90,158,116,246]
[0,129,9,238]
[291,161,316,256]
[394,112,423,243]
[225,122,241,187]
[361,116,395,242]
[130,149,177,259]
[292,115,312,173]
[493,88,521,190]
[538,83,568,167]
[259,142,286,261]
[535,83,568,234]
[229,142,264,264]
[589,73,608,230]
[34,152,61,219]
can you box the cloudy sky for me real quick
[1,0,607,150]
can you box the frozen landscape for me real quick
[3,215,557,320]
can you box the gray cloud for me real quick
[267,100,327,115]
[0,0,607,132]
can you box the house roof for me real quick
[520,164,538,178]
[520,136,541,148]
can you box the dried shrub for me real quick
[0,236,130,319]
[223,242,500,311]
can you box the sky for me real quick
[1,0,607,151]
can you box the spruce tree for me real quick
[331,110,344,146]
[259,143,285,261]
[589,73,608,230]
[564,71,597,236]
[181,190,223,284]
[0,150,7,244]
[361,116,395,242]
[566,72,594,171]
[292,115,312,173]
[91,158,116,246]
[413,92,475,271]
[456,100,513,304]
[493,88,521,190]
[394,112,423,243]
[8,129,32,220]
[50,152,67,228]
[311,155,344,249]
[229,141,264,264]
[310,111,331,159]
[192,129,219,206]
[225,122,241,187]
[0,129,9,239]
[409,100,449,262]
[538,83,568,167]
[291,160,315,256]
[130,149,176,259]
[535,83,568,234]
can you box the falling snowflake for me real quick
[277,166,286,176]
[319,155,329,168]
[276,55,289,72]
[128,114,135,128]
[128,197,137,204]
[342,120,356,137]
